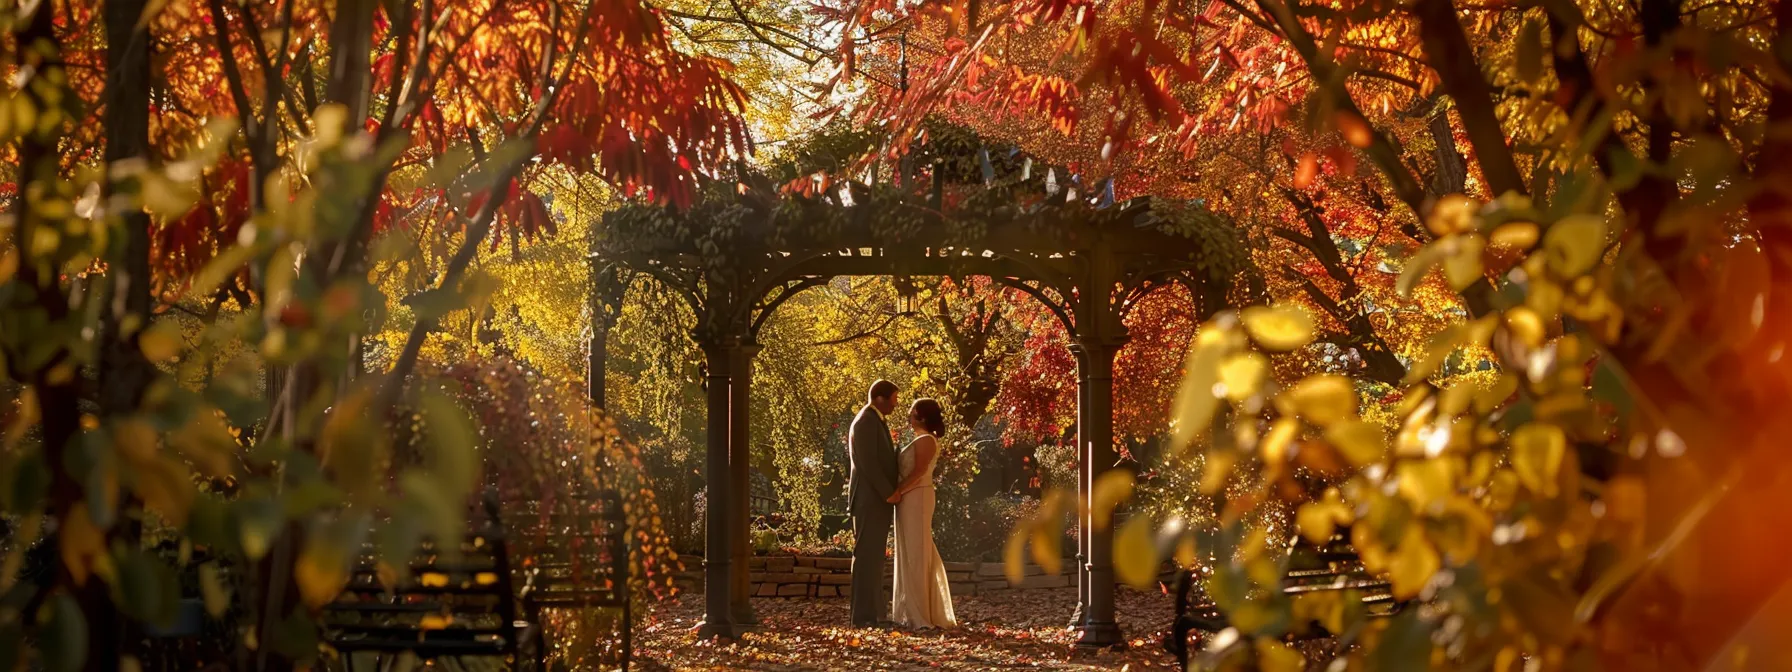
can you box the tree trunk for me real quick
[97,0,156,665]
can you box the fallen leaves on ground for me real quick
[633,587,1184,671]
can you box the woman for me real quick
[886,398,958,629]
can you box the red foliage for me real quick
[151,158,253,297]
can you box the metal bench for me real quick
[323,495,534,671]
[513,491,633,671]
[1163,528,1405,665]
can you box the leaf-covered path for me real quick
[633,587,1183,670]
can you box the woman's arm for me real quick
[888,436,938,499]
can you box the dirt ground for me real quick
[630,587,1187,671]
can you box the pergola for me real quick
[584,175,1256,647]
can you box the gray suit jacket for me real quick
[846,405,897,513]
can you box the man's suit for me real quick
[846,404,897,626]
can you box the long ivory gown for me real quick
[891,435,957,629]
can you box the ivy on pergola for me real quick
[584,158,1262,645]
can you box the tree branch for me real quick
[1251,0,1431,221]
[1413,0,1527,197]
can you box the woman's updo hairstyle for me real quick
[911,399,947,438]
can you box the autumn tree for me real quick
[1,0,751,668]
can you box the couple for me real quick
[846,380,958,630]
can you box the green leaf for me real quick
[5,451,49,513]
[377,510,427,576]
[405,287,461,323]
[400,472,464,556]
[419,389,479,497]
[112,548,179,628]
[1368,609,1434,671]
[235,495,284,561]
[40,593,87,672]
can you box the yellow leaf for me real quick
[1278,375,1357,427]
[1398,241,1449,298]
[138,322,182,363]
[1091,470,1135,531]
[295,551,348,609]
[1241,305,1315,352]
[1217,352,1270,401]
[1256,638,1307,672]
[1396,459,1455,508]
[1295,503,1338,546]
[1444,234,1487,291]
[1475,374,1520,413]
[1427,195,1478,236]
[59,504,105,586]
[200,563,230,617]
[171,410,239,479]
[1503,307,1545,348]
[1029,491,1066,575]
[1260,417,1299,463]
[1387,528,1440,599]
[1297,489,1353,546]
[134,457,196,524]
[1543,214,1608,277]
[113,419,159,464]
[1199,450,1237,495]
[1003,526,1027,585]
[1114,515,1159,589]
[1170,330,1231,449]
[1510,423,1566,497]
[1490,221,1540,249]
[1325,420,1386,467]
[1173,533,1198,569]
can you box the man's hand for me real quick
[886,492,902,504]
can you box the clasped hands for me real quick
[886,490,903,504]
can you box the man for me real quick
[847,379,900,628]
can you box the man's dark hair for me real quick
[868,380,898,402]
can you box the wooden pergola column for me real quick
[1069,365,1091,629]
[696,339,743,639]
[1073,336,1125,648]
[1073,237,1126,648]
[729,340,762,626]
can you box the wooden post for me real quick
[729,341,762,626]
[1069,348,1090,630]
[1074,338,1124,648]
[1076,237,1125,649]
[697,340,740,639]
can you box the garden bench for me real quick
[1163,528,1405,665]
[512,490,634,671]
[322,494,534,671]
